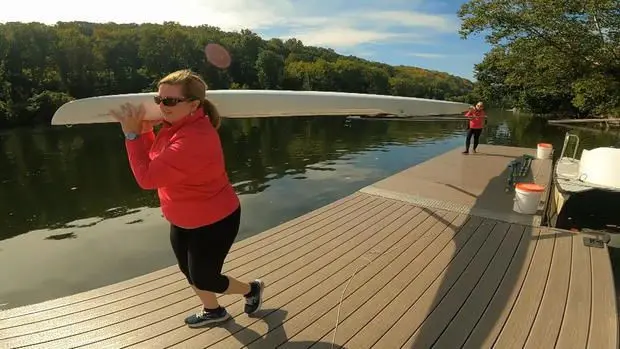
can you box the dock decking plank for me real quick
[461,226,541,349]
[228,192,364,253]
[359,218,500,349]
[588,239,619,349]
[398,221,516,349]
[430,224,527,349]
[523,230,572,349]
[220,196,374,274]
[555,230,592,349]
[491,227,556,349]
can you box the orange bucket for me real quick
[515,183,545,192]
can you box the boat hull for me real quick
[50,90,470,126]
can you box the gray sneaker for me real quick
[244,279,264,315]
[184,306,230,328]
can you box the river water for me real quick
[1,111,619,309]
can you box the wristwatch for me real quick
[125,132,139,140]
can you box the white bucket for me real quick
[513,183,545,214]
[537,143,553,159]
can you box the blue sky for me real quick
[260,0,491,81]
[1,0,490,81]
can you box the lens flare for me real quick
[204,43,232,69]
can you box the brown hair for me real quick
[157,69,221,129]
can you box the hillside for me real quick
[0,21,475,128]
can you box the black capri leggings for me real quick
[169,206,241,293]
[465,128,483,151]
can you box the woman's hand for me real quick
[141,120,162,134]
[110,103,149,134]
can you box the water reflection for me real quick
[484,111,620,151]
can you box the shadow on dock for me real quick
[208,309,345,348]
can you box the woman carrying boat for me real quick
[462,101,486,154]
[109,69,264,328]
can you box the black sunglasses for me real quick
[154,96,193,107]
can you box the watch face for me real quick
[126,133,138,140]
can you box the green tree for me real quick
[256,50,285,89]
[459,0,620,117]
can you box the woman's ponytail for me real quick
[202,99,221,129]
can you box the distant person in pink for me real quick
[109,69,263,328]
[462,101,486,154]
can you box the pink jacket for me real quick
[124,109,239,228]
[465,109,486,129]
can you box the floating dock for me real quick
[0,145,617,349]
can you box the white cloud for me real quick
[197,0,296,30]
[357,11,458,32]
[0,0,457,49]
[0,0,285,30]
[408,52,448,58]
[280,26,418,47]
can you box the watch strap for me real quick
[125,132,139,140]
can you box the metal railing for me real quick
[559,132,580,159]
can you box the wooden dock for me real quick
[0,145,617,349]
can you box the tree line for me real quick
[0,21,476,129]
[459,0,620,118]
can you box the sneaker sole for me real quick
[247,279,265,315]
[186,312,231,328]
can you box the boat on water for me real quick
[50,90,470,126]
[547,132,620,247]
